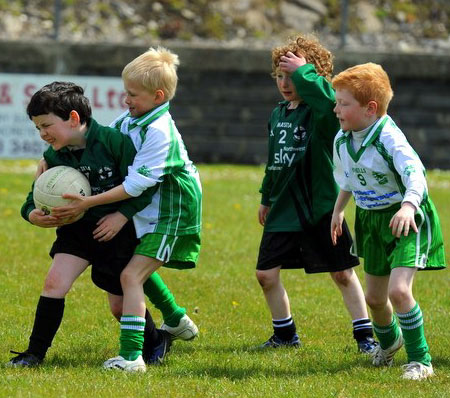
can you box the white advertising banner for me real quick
[0,73,126,158]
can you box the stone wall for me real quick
[0,41,449,168]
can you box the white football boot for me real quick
[401,362,434,380]
[103,355,146,372]
[371,332,404,366]
[161,314,199,341]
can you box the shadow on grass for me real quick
[431,356,450,368]
[16,342,367,380]
[167,342,373,381]
[42,345,114,368]
[166,360,367,381]
[22,341,450,382]
[167,342,450,381]
[16,350,450,381]
[173,341,359,355]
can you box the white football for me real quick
[33,165,91,222]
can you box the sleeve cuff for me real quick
[261,195,271,206]
[123,169,159,197]
[402,194,421,211]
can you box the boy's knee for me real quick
[107,294,124,321]
[109,303,122,321]
[330,269,352,286]
[365,293,386,311]
[256,269,276,289]
[42,274,69,297]
[388,285,411,308]
[120,268,139,288]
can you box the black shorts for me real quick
[257,212,360,273]
[49,218,138,295]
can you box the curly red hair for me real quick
[271,34,333,81]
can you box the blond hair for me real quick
[122,46,179,101]
[271,33,333,80]
[332,63,394,116]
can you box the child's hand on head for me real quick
[389,202,418,238]
[279,52,307,73]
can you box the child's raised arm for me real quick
[279,51,306,72]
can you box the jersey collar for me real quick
[127,102,170,131]
[345,115,389,162]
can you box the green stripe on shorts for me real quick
[135,232,201,270]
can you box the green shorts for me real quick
[355,199,446,276]
[134,232,201,270]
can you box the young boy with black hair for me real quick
[7,81,170,371]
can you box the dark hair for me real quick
[26,81,92,124]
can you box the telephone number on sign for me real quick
[0,139,48,157]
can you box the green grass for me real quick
[0,160,449,398]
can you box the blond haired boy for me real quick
[55,47,202,372]
[331,62,446,380]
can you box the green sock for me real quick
[397,303,431,366]
[119,315,145,361]
[373,317,401,350]
[143,273,186,327]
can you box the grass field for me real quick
[0,160,449,398]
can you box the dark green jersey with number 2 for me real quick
[260,64,340,232]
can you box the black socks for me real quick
[28,296,65,360]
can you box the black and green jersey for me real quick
[21,118,152,222]
[260,64,340,232]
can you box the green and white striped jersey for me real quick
[333,115,428,210]
[110,102,202,238]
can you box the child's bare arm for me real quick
[331,190,352,245]
[51,184,131,220]
[258,204,270,226]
